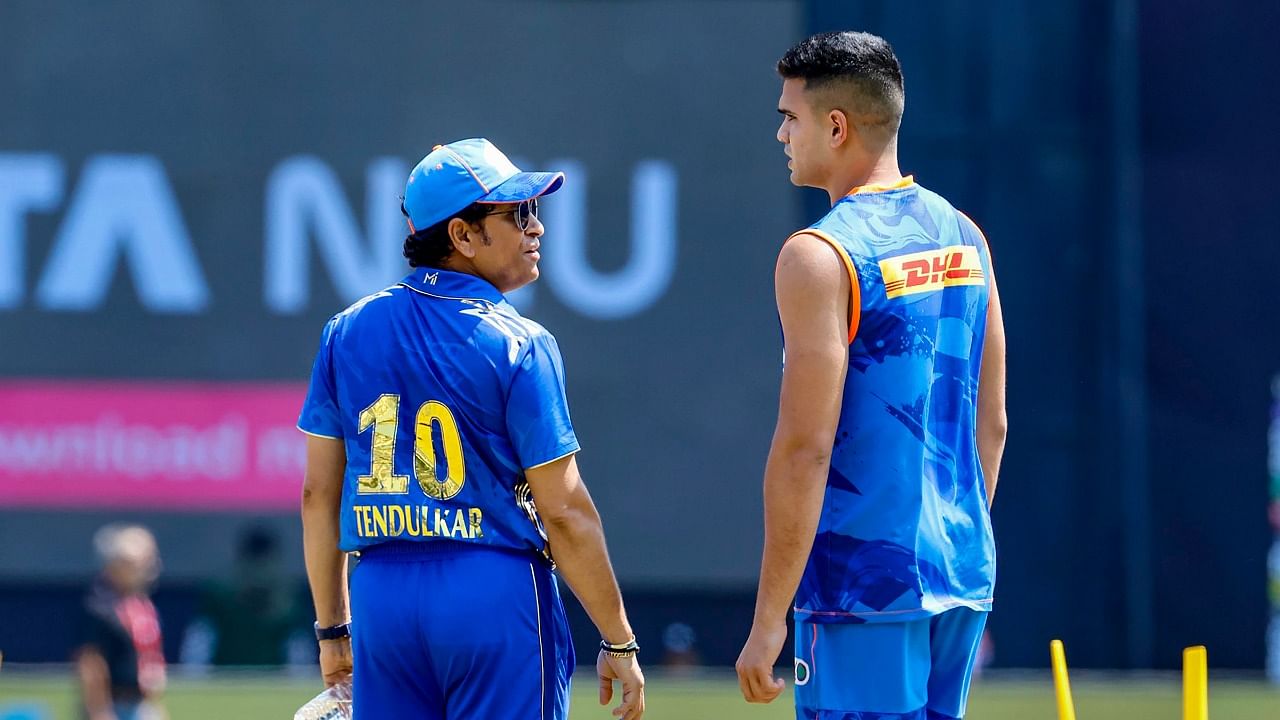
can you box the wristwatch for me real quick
[314,621,351,641]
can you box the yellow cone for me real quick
[1050,639,1076,720]
[1183,645,1208,720]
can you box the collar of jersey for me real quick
[399,267,507,304]
[844,175,916,196]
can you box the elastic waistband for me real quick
[357,539,539,563]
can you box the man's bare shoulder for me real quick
[776,232,849,297]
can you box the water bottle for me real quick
[293,679,353,720]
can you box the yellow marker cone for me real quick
[1183,645,1208,720]
[1050,639,1076,720]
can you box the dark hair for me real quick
[402,202,489,268]
[777,31,905,134]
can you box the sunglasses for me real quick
[397,197,540,234]
[483,198,539,232]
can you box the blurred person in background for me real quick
[1267,492,1280,683]
[659,622,702,674]
[74,524,167,720]
[1268,377,1280,684]
[736,31,1007,719]
[299,139,645,719]
[180,526,309,668]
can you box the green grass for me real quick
[0,669,1276,719]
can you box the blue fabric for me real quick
[112,704,143,720]
[403,138,564,231]
[794,608,987,719]
[350,541,575,720]
[109,701,162,720]
[479,171,564,205]
[792,182,996,625]
[298,267,580,555]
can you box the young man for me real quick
[299,138,645,720]
[736,32,1008,720]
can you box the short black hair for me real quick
[402,202,489,269]
[777,31,905,135]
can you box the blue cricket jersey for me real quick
[298,267,579,557]
[791,177,997,624]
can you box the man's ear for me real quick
[828,108,852,148]
[448,218,478,259]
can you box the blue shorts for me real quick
[350,541,575,720]
[111,701,163,720]
[794,608,988,720]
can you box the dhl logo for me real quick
[880,246,985,299]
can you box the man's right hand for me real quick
[318,637,353,687]
[597,651,645,719]
[735,620,787,704]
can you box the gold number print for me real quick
[355,395,467,498]
[356,394,410,494]
[414,401,467,500]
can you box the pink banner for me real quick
[0,381,309,510]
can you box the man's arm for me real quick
[300,434,352,686]
[526,454,644,720]
[75,645,115,720]
[737,233,850,704]
[977,269,1007,507]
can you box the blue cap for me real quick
[402,138,565,232]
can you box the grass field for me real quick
[0,669,1276,719]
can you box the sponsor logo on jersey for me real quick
[880,245,985,299]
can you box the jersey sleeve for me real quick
[297,319,343,439]
[505,332,580,469]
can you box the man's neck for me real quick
[441,256,479,278]
[437,259,514,294]
[824,143,903,205]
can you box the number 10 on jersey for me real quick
[357,394,466,500]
